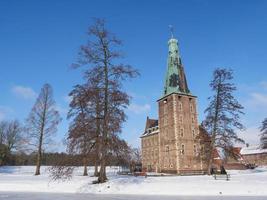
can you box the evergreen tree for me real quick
[203,68,245,174]
[260,118,267,149]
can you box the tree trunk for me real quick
[98,138,107,182]
[98,45,108,183]
[98,158,107,183]
[207,140,215,175]
[94,100,100,177]
[94,159,99,176]
[83,157,88,176]
[35,141,42,175]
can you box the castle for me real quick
[140,35,208,174]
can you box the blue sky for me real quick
[1,0,267,151]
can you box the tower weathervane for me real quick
[169,25,174,38]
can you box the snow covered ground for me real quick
[0,166,266,196]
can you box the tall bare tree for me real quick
[74,19,139,183]
[203,68,245,174]
[260,118,267,149]
[26,84,61,175]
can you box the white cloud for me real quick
[12,85,37,100]
[128,103,151,114]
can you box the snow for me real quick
[0,166,267,196]
[240,145,267,155]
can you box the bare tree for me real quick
[49,19,138,183]
[25,84,61,175]
[74,19,139,183]
[203,68,245,174]
[5,120,22,151]
[0,120,23,151]
[260,118,267,149]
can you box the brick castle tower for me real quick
[141,35,205,174]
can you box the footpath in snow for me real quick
[0,166,266,196]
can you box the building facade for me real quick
[240,145,267,166]
[141,36,207,174]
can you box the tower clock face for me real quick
[169,73,179,87]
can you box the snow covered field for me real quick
[0,166,266,196]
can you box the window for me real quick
[181,144,185,155]
[180,128,184,137]
[164,101,168,115]
[179,115,183,123]
[190,104,193,113]
[192,116,195,123]
[179,102,182,111]
[164,117,168,126]
[166,145,170,153]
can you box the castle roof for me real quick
[140,117,159,138]
[145,117,158,130]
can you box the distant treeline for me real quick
[0,148,130,167]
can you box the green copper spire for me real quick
[163,36,190,96]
